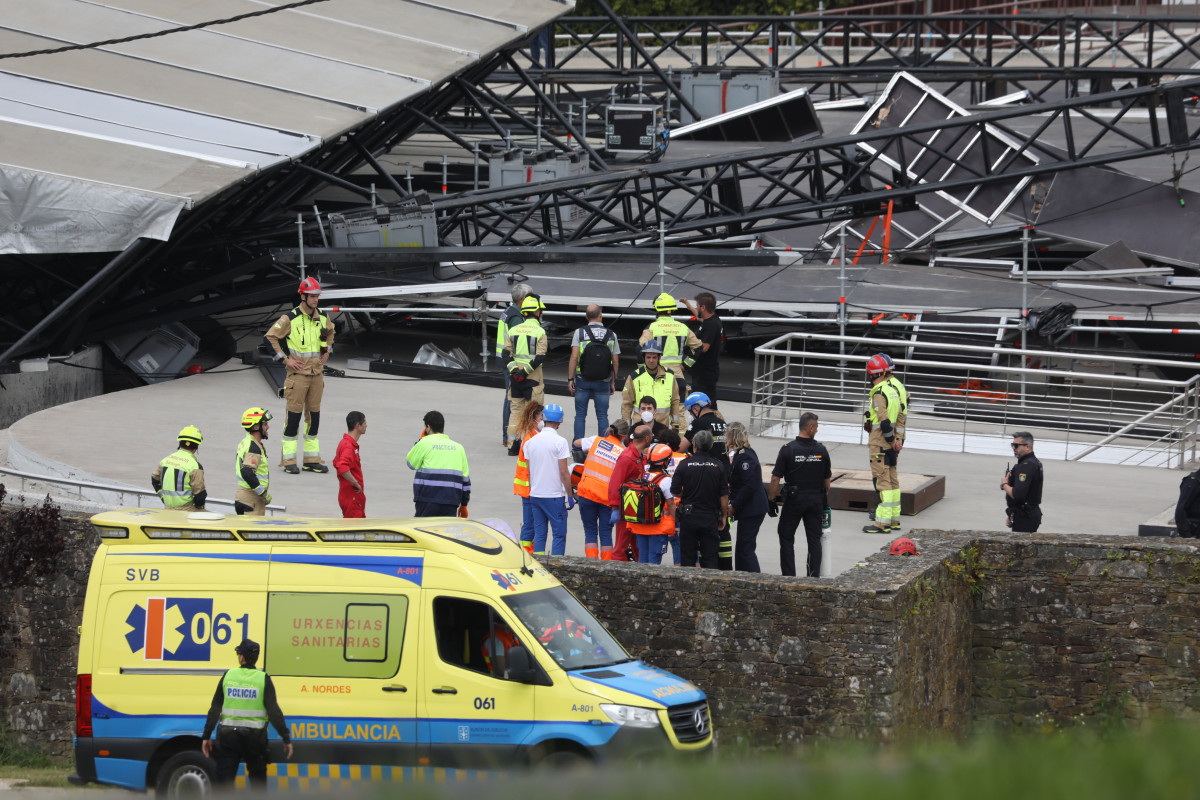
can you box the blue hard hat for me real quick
[640,339,664,355]
[684,392,710,409]
[543,404,565,423]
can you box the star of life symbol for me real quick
[457,726,470,742]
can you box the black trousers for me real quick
[1010,506,1042,533]
[734,513,765,572]
[778,493,823,577]
[415,501,459,517]
[215,726,270,788]
[679,509,721,569]
[690,371,719,407]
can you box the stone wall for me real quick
[549,535,977,746]
[6,514,1200,759]
[0,515,97,758]
[967,537,1200,729]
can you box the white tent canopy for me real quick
[0,0,571,254]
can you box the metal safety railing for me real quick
[751,332,1200,469]
[0,466,286,516]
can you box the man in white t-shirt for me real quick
[523,404,576,556]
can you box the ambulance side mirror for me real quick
[506,645,538,683]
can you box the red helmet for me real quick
[298,277,322,296]
[889,537,919,556]
[866,353,892,377]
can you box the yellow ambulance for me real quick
[71,510,711,795]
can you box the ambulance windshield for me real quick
[503,587,629,670]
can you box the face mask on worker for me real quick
[640,410,654,423]
[686,411,696,424]
[536,419,545,431]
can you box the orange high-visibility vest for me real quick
[626,473,674,536]
[577,435,625,505]
[512,430,536,498]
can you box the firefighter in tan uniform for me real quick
[862,353,908,534]
[620,341,686,434]
[151,425,207,512]
[503,294,548,455]
[264,277,333,474]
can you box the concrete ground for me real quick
[1,351,1181,577]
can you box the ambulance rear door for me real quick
[94,546,271,790]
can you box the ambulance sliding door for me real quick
[266,547,421,771]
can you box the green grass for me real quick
[362,720,1200,800]
[0,765,73,788]
[0,719,71,787]
[8,718,1200,796]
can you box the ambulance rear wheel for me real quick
[156,751,214,798]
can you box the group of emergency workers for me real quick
[149,273,1045,568]
[496,286,790,570]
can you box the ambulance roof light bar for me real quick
[239,531,314,541]
[320,531,416,542]
[146,528,236,540]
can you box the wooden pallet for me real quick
[826,469,945,516]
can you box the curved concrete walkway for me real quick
[3,356,1182,575]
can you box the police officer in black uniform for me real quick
[201,639,293,789]
[1174,467,1200,538]
[671,430,732,569]
[1002,431,1044,533]
[767,412,832,577]
[682,392,728,463]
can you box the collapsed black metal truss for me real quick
[433,78,1200,248]
[9,14,1200,363]
[488,12,1200,115]
[0,52,519,363]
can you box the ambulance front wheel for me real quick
[156,751,215,798]
[532,747,590,771]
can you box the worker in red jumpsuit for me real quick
[333,411,367,518]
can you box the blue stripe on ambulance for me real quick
[90,694,616,788]
[568,660,706,706]
[107,552,424,585]
[420,718,617,747]
[270,553,423,585]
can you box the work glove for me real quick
[566,494,577,511]
[609,508,621,525]
[457,505,469,518]
[262,493,272,505]
[766,498,779,518]
[862,411,873,434]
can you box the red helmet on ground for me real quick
[889,537,919,556]
[298,277,322,296]
[866,353,892,377]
